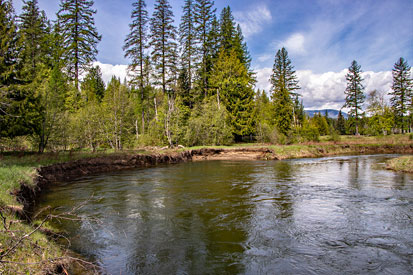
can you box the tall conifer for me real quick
[179,0,196,90]
[270,47,300,135]
[124,0,149,134]
[57,0,101,90]
[390,57,412,133]
[194,0,215,96]
[343,60,365,135]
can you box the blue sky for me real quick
[12,0,413,109]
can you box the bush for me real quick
[185,98,233,146]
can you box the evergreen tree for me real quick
[343,60,365,135]
[194,0,215,97]
[149,0,178,146]
[123,0,149,134]
[337,110,346,135]
[0,0,41,138]
[390,57,412,133]
[179,0,196,90]
[18,0,50,80]
[149,0,177,95]
[80,65,105,102]
[270,47,300,135]
[210,49,255,140]
[57,0,101,90]
[219,6,235,53]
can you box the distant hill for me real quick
[305,109,348,119]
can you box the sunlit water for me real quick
[36,155,413,274]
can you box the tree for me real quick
[0,0,19,117]
[100,77,133,150]
[337,110,346,135]
[179,0,196,90]
[210,49,256,140]
[149,0,178,146]
[149,0,177,95]
[194,0,215,97]
[343,60,365,135]
[124,0,149,134]
[57,0,101,90]
[367,90,394,135]
[18,0,50,80]
[270,47,300,135]
[390,57,412,133]
[80,65,105,102]
[34,67,68,153]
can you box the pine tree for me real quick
[390,57,412,133]
[343,60,365,135]
[124,0,149,134]
[18,0,50,80]
[194,0,215,97]
[270,47,300,135]
[57,0,101,90]
[179,0,196,90]
[219,6,235,53]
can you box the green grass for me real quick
[386,156,413,173]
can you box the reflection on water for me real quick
[37,155,413,274]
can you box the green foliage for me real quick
[149,0,178,94]
[270,47,300,136]
[337,110,346,134]
[57,0,101,90]
[185,98,233,146]
[210,49,256,139]
[343,60,365,135]
[179,0,196,90]
[390,57,412,133]
[81,65,105,101]
[18,0,51,80]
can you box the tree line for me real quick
[0,0,412,153]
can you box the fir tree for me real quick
[270,47,300,135]
[149,0,178,146]
[210,49,256,140]
[337,110,346,134]
[149,0,177,95]
[194,0,215,97]
[343,60,365,135]
[219,6,235,53]
[18,0,50,79]
[57,0,101,90]
[179,0,196,90]
[124,0,149,134]
[81,65,105,102]
[390,57,412,133]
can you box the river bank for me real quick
[1,135,412,273]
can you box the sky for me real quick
[12,0,413,110]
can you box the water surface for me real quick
[37,155,413,274]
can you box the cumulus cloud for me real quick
[234,4,272,38]
[93,61,129,84]
[279,33,306,55]
[254,67,393,110]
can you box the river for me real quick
[36,155,413,274]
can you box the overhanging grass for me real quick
[386,156,413,173]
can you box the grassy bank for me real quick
[0,134,412,273]
[0,151,133,274]
[386,156,413,173]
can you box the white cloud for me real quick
[254,67,393,110]
[93,61,129,84]
[279,33,306,55]
[234,4,272,38]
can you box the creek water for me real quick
[36,155,413,274]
